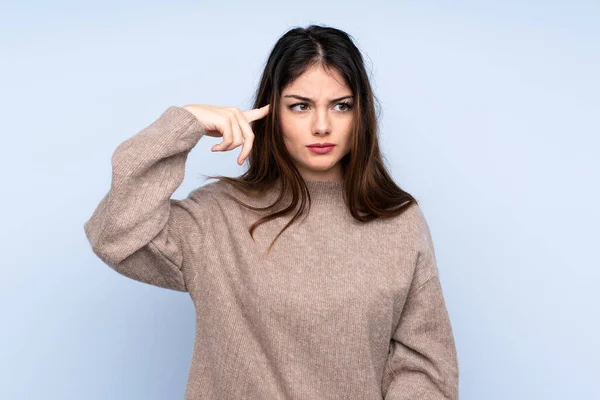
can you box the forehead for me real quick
[283,64,350,96]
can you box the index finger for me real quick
[242,104,270,122]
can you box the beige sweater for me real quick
[83,106,459,399]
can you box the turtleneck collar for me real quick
[303,179,345,206]
[268,177,346,207]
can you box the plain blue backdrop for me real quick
[1,1,598,399]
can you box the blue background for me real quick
[1,1,598,399]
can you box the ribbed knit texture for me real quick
[83,106,459,399]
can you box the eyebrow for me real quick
[282,94,354,103]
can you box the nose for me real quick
[312,108,331,136]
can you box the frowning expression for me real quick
[279,64,354,181]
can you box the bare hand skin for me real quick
[182,104,271,165]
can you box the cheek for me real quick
[340,122,354,149]
[280,117,303,146]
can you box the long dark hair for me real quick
[206,24,417,253]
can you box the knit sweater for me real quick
[83,106,459,399]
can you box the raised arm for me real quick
[83,103,270,292]
[83,106,209,292]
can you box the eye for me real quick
[289,102,354,112]
[289,102,309,112]
[335,101,354,112]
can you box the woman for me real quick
[84,24,459,399]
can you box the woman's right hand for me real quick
[182,103,271,165]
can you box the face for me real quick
[279,64,354,182]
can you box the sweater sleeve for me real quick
[382,207,459,399]
[83,106,209,292]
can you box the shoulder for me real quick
[379,201,439,280]
[184,178,264,212]
[381,201,435,249]
[403,202,435,250]
[174,179,230,216]
[401,202,440,285]
[188,179,228,199]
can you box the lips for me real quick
[307,144,335,154]
[307,143,335,148]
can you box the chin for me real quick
[305,162,337,172]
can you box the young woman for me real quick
[84,24,459,399]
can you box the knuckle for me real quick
[234,108,247,120]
